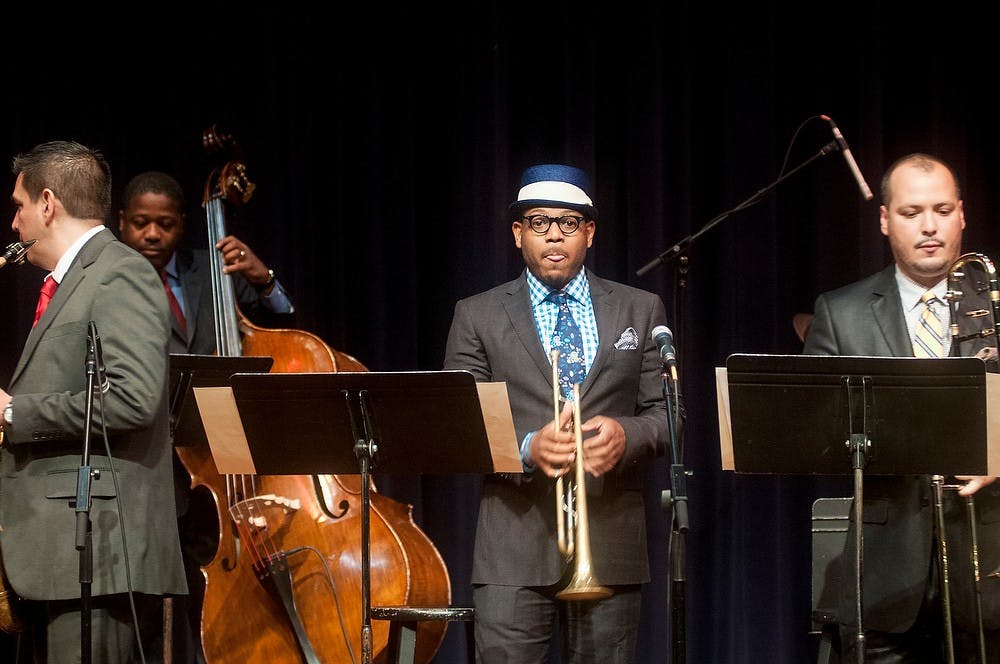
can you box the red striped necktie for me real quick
[32,276,58,327]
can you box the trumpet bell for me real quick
[556,566,613,601]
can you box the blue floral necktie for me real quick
[550,291,586,400]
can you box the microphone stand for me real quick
[638,139,841,664]
[76,324,100,664]
[636,139,839,280]
[659,363,687,663]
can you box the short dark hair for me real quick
[880,153,962,206]
[11,140,111,220]
[120,170,185,210]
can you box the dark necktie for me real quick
[32,276,58,328]
[550,291,586,400]
[160,270,187,336]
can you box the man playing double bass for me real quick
[117,170,295,663]
[117,170,294,356]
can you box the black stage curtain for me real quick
[2,3,997,662]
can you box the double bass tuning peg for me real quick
[220,162,256,205]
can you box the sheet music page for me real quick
[715,367,734,471]
[192,386,257,474]
[988,373,1000,476]
[476,382,523,473]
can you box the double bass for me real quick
[174,126,450,663]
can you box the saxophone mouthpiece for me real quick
[0,239,36,270]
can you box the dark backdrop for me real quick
[2,3,997,662]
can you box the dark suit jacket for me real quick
[170,246,290,356]
[443,269,669,586]
[0,228,187,600]
[804,263,1000,633]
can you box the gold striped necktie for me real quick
[913,290,946,358]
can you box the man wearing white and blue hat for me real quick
[444,163,669,663]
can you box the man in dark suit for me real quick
[116,170,294,663]
[0,140,187,662]
[444,163,669,663]
[804,152,1000,662]
[117,170,293,356]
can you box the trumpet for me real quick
[550,350,612,601]
[934,251,1000,663]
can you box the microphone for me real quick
[821,115,874,201]
[0,240,36,269]
[651,325,678,381]
[88,321,109,395]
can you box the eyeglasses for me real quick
[520,214,587,235]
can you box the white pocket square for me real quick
[614,327,639,350]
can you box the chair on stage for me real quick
[811,497,849,664]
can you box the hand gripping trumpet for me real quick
[551,349,613,601]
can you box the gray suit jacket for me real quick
[804,263,1000,633]
[0,229,187,600]
[443,269,669,586]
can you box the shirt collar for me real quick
[49,225,106,284]
[527,268,589,306]
[162,253,179,281]
[894,265,946,312]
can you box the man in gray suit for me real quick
[0,141,187,662]
[804,153,1000,662]
[444,163,669,663]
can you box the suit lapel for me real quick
[503,274,554,385]
[177,250,201,350]
[11,230,111,384]
[871,265,912,357]
[583,274,618,399]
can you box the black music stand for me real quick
[168,354,273,446]
[164,354,272,663]
[226,369,510,664]
[724,353,991,664]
